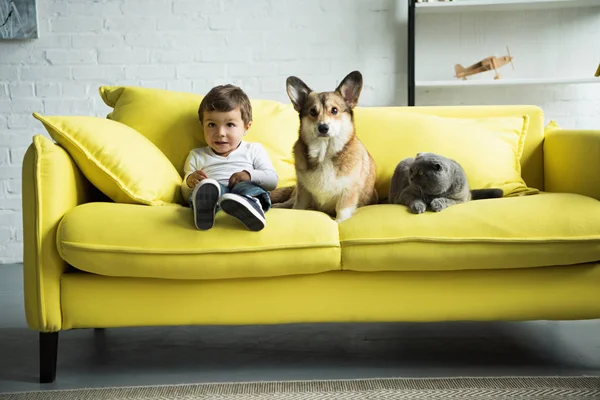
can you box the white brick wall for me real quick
[0,0,599,264]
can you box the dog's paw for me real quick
[430,198,447,212]
[335,207,355,223]
[409,201,426,214]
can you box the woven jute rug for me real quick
[2,376,600,399]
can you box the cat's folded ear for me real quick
[433,162,442,171]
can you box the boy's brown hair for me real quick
[198,84,252,126]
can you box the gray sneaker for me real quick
[191,179,221,230]
[218,193,266,232]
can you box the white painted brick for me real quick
[279,60,331,76]
[0,167,21,180]
[177,64,224,80]
[124,32,172,48]
[140,81,168,90]
[224,32,265,47]
[0,83,8,98]
[166,80,194,93]
[223,0,274,14]
[125,66,176,80]
[46,49,97,65]
[0,131,37,147]
[240,16,287,31]
[176,33,228,49]
[260,77,285,93]
[256,46,305,62]
[9,148,27,165]
[173,0,222,15]
[35,83,61,98]
[1,99,44,114]
[158,17,208,31]
[68,1,122,16]
[98,49,149,64]
[9,83,35,98]
[150,50,198,64]
[61,82,88,97]
[0,211,20,227]
[7,115,36,129]
[228,63,278,78]
[44,99,95,115]
[15,229,23,242]
[105,18,158,32]
[121,1,172,16]
[72,66,125,80]
[20,66,71,81]
[0,243,23,263]
[51,17,103,33]
[209,16,236,31]
[0,228,11,245]
[6,179,21,195]
[30,34,72,49]
[72,34,125,49]
[37,1,68,17]
[1,48,47,65]
[0,115,6,129]
[0,67,19,81]
[0,148,8,165]
[201,48,251,63]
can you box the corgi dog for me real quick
[271,71,378,223]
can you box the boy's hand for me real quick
[229,171,250,188]
[186,170,208,188]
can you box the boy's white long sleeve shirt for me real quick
[181,141,279,200]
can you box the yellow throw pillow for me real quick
[353,109,537,199]
[99,86,299,188]
[33,113,183,206]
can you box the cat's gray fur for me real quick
[389,152,503,214]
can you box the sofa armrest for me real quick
[544,127,600,200]
[22,135,98,332]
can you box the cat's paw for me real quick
[430,198,447,212]
[409,201,427,214]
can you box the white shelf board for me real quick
[416,0,600,13]
[416,76,600,88]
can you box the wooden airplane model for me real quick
[455,47,515,80]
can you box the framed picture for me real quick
[0,0,38,39]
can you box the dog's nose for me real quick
[317,124,329,134]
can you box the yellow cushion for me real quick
[99,86,299,188]
[33,113,183,206]
[353,109,536,199]
[339,193,600,272]
[57,203,340,280]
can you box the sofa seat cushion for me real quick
[339,193,600,272]
[57,203,340,280]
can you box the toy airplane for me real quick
[455,47,515,80]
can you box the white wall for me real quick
[0,0,599,263]
[415,6,600,128]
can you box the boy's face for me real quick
[202,107,251,157]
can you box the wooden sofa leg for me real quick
[40,332,58,383]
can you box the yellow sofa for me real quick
[22,86,600,383]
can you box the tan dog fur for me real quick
[271,71,378,223]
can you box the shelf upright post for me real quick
[408,0,416,106]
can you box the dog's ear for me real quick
[286,76,312,113]
[335,71,363,109]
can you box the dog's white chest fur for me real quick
[299,139,353,212]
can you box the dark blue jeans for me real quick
[190,181,271,212]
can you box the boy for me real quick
[182,84,278,232]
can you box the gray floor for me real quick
[1,264,599,394]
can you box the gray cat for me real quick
[389,152,503,214]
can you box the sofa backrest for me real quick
[353,105,545,198]
[101,86,545,201]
